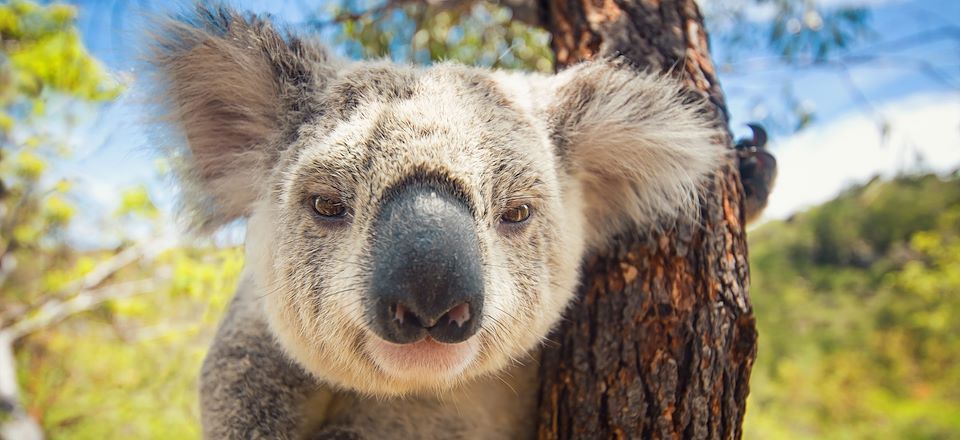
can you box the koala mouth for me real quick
[367,302,479,379]
[365,332,480,380]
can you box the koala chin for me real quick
[148,5,727,439]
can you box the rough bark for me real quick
[535,1,757,439]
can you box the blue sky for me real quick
[45,0,960,245]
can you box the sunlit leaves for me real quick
[0,6,148,436]
[325,0,553,72]
[115,186,158,220]
[15,245,244,438]
[0,1,121,106]
[42,194,73,226]
[13,149,45,180]
[168,248,244,301]
[1,0,122,299]
[0,112,12,133]
[39,255,95,294]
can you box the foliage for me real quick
[746,173,960,439]
[0,0,122,308]
[708,0,872,64]
[0,0,121,127]
[316,0,553,72]
[16,247,241,439]
[0,3,229,438]
[704,0,874,132]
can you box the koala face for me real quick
[242,63,588,395]
[151,7,725,396]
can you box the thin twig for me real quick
[3,278,159,340]
[2,239,167,325]
[837,63,889,142]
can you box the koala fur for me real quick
[148,5,727,439]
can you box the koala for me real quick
[148,5,726,439]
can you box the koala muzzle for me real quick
[368,184,484,345]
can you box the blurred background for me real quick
[0,0,957,438]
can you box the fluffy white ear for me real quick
[149,5,335,231]
[544,61,728,248]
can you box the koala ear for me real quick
[149,5,334,231]
[544,61,728,248]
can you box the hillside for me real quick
[744,173,960,438]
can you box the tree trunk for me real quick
[535,1,757,439]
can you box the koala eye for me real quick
[312,195,347,218]
[500,204,532,224]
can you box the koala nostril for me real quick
[392,303,407,325]
[379,302,430,344]
[444,302,471,328]
[428,302,478,344]
[391,303,422,329]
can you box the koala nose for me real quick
[368,184,484,345]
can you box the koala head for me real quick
[150,6,726,396]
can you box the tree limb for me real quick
[1,239,167,326]
[0,331,43,440]
[3,278,160,340]
[0,276,164,440]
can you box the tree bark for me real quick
[535,1,757,439]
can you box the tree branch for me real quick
[3,278,159,341]
[0,331,43,440]
[837,62,889,138]
[2,239,167,326]
[0,275,164,440]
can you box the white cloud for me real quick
[759,92,960,222]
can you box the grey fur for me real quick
[149,5,726,439]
